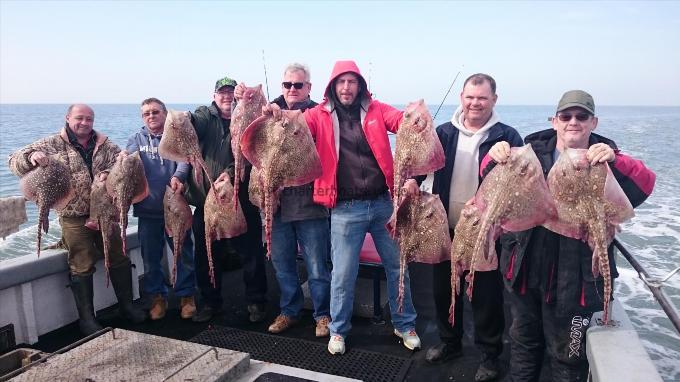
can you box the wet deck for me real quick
[25,260,540,381]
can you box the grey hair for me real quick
[284,62,311,82]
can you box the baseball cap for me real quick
[556,90,595,114]
[214,76,237,91]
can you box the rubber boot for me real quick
[69,274,103,335]
[109,264,147,324]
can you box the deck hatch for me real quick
[191,325,412,382]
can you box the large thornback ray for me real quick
[231,84,267,211]
[241,110,322,258]
[164,186,193,287]
[388,191,450,312]
[19,159,74,256]
[390,100,445,231]
[459,144,556,319]
[159,110,215,196]
[448,203,482,325]
[106,151,149,257]
[543,148,634,324]
[86,179,120,285]
[204,172,247,286]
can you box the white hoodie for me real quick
[447,105,500,228]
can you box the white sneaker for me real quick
[328,335,346,355]
[394,329,421,350]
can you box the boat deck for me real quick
[25,260,548,381]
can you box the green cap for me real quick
[214,76,237,91]
[556,90,595,114]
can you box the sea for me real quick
[1,104,679,380]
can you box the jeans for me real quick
[328,192,417,337]
[271,213,331,320]
[138,216,195,297]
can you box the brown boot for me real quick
[315,316,331,337]
[267,315,297,334]
[149,295,167,320]
[180,296,196,319]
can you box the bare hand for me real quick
[587,143,616,165]
[234,82,246,101]
[488,142,511,164]
[170,176,184,192]
[262,103,282,120]
[29,151,49,167]
[402,179,420,198]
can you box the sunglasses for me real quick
[282,81,305,90]
[556,112,591,122]
[142,110,162,118]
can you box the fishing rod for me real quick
[432,69,463,121]
[261,49,270,101]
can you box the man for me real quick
[489,90,655,381]
[424,74,522,382]
[186,76,268,323]
[237,63,332,337]
[8,104,147,335]
[124,97,196,320]
[269,60,421,355]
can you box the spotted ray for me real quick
[390,100,445,233]
[163,186,193,287]
[389,191,450,312]
[19,159,74,256]
[465,144,557,302]
[159,110,214,196]
[105,151,149,257]
[240,110,322,258]
[448,203,482,325]
[231,84,267,211]
[204,173,247,287]
[543,148,634,324]
[86,179,119,285]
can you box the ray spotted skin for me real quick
[240,110,322,259]
[448,203,482,325]
[159,110,215,197]
[163,185,194,287]
[230,85,268,211]
[105,151,149,257]
[86,179,119,285]
[19,159,73,257]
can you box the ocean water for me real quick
[1,103,679,379]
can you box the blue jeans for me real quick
[328,193,417,337]
[271,213,331,320]
[138,216,195,297]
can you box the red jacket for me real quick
[303,60,403,208]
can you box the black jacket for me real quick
[499,129,655,316]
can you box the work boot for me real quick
[268,315,298,334]
[247,303,266,323]
[69,274,103,335]
[180,296,196,319]
[192,305,222,323]
[425,342,463,364]
[109,264,147,324]
[149,294,167,320]
[474,355,501,382]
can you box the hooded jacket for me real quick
[8,128,120,217]
[126,126,190,218]
[498,129,656,316]
[303,60,403,208]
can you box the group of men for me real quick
[8,59,655,381]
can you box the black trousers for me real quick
[508,287,592,382]
[433,260,505,358]
[192,188,267,309]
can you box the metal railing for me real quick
[613,238,680,335]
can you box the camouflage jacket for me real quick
[8,128,121,217]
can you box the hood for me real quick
[323,60,371,104]
[450,105,500,137]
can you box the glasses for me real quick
[215,89,234,96]
[282,82,305,90]
[556,112,591,122]
[142,110,162,118]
